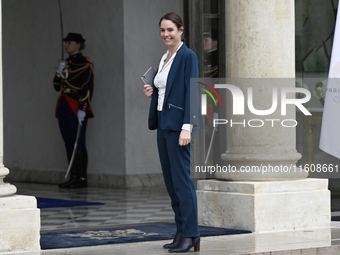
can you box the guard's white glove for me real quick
[77,110,86,126]
[56,61,67,78]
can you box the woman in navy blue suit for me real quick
[143,12,202,253]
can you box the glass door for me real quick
[184,0,226,180]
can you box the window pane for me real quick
[203,0,218,14]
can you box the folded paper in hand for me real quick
[141,67,156,85]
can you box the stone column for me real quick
[217,0,306,180]
[0,1,40,252]
[197,0,330,232]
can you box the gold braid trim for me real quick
[80,65,93,89]
[80,90,91,102]
[64,80,82,90]
[63,63,93,90]
[67,66,89,82]
[68,63,91,73]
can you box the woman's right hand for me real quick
[144,85,153,98]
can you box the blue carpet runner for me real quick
[37,197,105,208]
[41,223,251,249]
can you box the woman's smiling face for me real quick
[160,19,183,49]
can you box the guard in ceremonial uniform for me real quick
[203,29,219,79]
[53,33,94,189]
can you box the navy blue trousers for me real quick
[157,112,199,238]
[57,96,87,149]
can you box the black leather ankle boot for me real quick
[163,230,182,249]
[168,236,200,253]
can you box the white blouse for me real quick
[154,42,192,132]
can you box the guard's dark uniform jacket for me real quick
[53,52,94,118]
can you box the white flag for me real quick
[320,4,340,159]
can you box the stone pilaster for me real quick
[0,1,40,252]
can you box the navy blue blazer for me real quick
[148,43,203,132]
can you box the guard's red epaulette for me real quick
[85,56,93,64]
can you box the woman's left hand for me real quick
[179,129,191,146]
[143,85,153,98]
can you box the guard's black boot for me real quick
[59,175,78,188]
[72,177,88,189]
[59,147,78,188]
[59,177,81,188]
[163,231,182,249]
[60,177,87,189]
[69,147,88,189]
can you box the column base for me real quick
[217,152,308,180]
[0,166,16,196]
[0,195,40,252]
[197,178,330,233]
